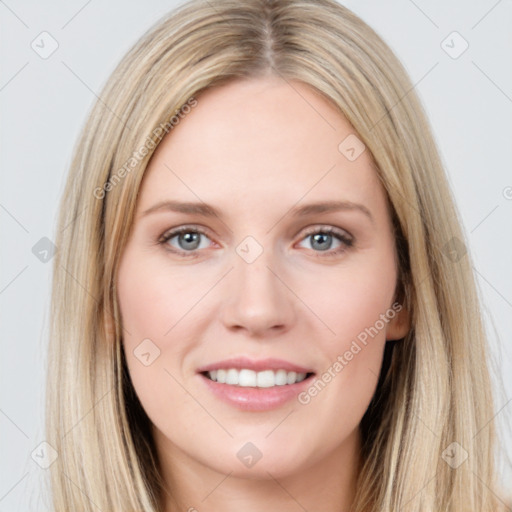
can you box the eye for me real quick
[296,226,353,257]
[158,225,354,258]
[159,226,213,256]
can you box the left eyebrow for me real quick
[290,200,374,224]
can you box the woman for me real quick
[46,0,510,510]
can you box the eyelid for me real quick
[159,223,215,241]
[298,224,352,241]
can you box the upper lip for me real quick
[197,357,314,374]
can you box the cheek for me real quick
[117,251,204,342]
[296,247,396,414]
[116,250,184,391]
[307,249,397,347]
[116,248,218,415]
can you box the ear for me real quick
[385,303,411,341]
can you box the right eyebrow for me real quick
[141,200,222,219]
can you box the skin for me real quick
[116,75,410,512]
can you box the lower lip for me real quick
[199,373,314,411]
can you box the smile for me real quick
[203,368,311,387]
[197,357,316,411]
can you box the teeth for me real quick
[286,371,297,385]
[226,368,239,385]
[206,368,308,387]
[239,369,256,387]
[257,370,275,388]
[275,369,288,386]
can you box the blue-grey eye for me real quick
[177,232,202,250]
[310,232,335,251]
[163,229,211,252]
[298,229,351,253]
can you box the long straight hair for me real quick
[46,0,509,510]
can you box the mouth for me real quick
[196,357,316,411]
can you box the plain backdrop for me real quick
[1,0,511,509]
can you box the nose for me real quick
[220,247,296,337]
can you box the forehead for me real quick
[137,77,388,221]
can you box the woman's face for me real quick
[116,76,409,482]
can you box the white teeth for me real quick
[257,370,275,388]
[206,368,309,387]
[275,369,288,386]
[225,368,239,385]
[238,369,257,387]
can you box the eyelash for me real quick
[158,225,354,259]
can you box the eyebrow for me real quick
[141,199,374,223]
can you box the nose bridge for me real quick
[221,237,295,334]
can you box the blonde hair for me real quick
[46,0,510,510]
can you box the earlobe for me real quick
[385,303,411,341]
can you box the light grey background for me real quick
[1,0,511,509]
